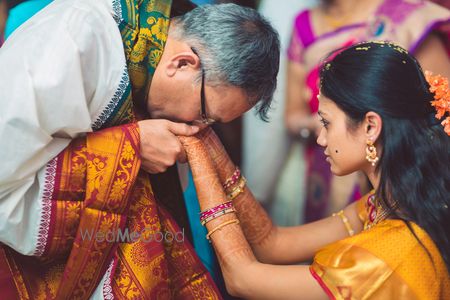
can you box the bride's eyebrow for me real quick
[318,110,326,117]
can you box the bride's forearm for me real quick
[179,136,258,295]
[216,152,275,245]
[229,182,278,261]
[180,135,328,300]
[198,129,279,262]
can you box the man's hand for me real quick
[137,119,199,173]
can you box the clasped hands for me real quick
[137,119,229,176]
[138,118,234,211]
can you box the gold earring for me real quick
[365,139,379,166]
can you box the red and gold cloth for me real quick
[0,124,221,299]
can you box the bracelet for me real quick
[332,210,355,236]
[206,219,240,241]
[223,168,241,190]
[227,176,247,200]
[200,207,236,226]
[200,201,233,220]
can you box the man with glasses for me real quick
[190,47,216,125]
[0,1,279,298]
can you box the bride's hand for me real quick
[178,135,228,210]
[195,127,235,181]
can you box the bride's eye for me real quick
[320,118,329,128]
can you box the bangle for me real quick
[332,210,355,236]
[227,176,247,200]
[200,201,233,221]
[200,207,236,226]
[223,168,241,190]
[206,219,240,241]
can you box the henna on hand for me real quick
[196,129,274,247]
[179,135,257,267]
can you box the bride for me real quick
[180,41,450,299]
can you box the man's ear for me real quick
[165,51,200,77]
[364,111,383,142]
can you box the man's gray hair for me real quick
[171,3,280,120]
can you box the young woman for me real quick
[285,0,450,222]
[180,42,450,299]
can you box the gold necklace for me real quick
[322,0,382,30]
[365,193,390,230]
[322,10,353,30]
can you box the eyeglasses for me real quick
[191,47,216,125]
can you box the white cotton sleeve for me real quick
[0,0,126,255]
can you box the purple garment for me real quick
[295,10,315,48]
[376,0,424,24]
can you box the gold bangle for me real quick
[332,210,355,236]
[206,219,240,240]
[227,177,247,200]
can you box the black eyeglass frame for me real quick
[191,47,216,125]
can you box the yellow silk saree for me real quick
[311,194,450,300]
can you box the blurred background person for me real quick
[285,0,450,224]
[243,0,318,226]
[433,0,450,8]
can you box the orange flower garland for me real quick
[425,71,450,136]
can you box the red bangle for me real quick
[200,207,236,226]
[200,201,234,221]
[223,168,241,190]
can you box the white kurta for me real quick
[0,0,127,260]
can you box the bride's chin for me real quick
[328,161,347,176]
[331,166,355,177]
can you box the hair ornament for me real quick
[355,46,371,51]
[425,71,450,136]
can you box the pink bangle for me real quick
[223,168,241,190]
[200,201,234,221]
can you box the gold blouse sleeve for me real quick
[310,240,418,300]
[310,220,449,300]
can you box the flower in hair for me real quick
[425,71,450,136]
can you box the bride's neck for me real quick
[325,0,363,13]
[365,168,380,191]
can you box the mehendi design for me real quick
[194,129,274,246]
[179,136,258,264]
